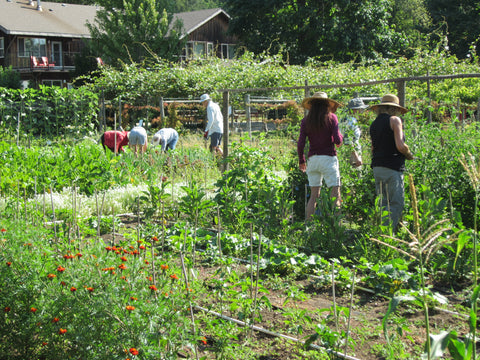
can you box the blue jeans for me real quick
[373,166,404,232]
[166,132,179,150]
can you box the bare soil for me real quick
[101,216,473,360]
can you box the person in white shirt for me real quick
[151,128,179,152]
[339,98,366,167]
[200,93,223,155]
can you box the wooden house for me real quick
[172,8,236,61]
[0,0,97,88]
[0,1,236,88]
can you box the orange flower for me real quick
[129,348,139,356]
[126,305,135,311]
[201,336,207,345]
[6,261,11,267]
[139,245,146,250]
[105,246,112,252]
[161,264,169,271]
[42,341,48,346]
[130,297,137,301]
[63,254,74,260]
[60,281,66,286]
[4,306,11,312]
[70,287,77,292]
[146,276,153,282]
[120,256,128,262]
[47,273,56,279]
[0,228,6,232]
[57,266,66,272]
[76,253,83,258]
[118,264,127,270]
[86,287,94,292]
[144,260,149,264]
[30,307,37,313]
[152,236,158,242]
[148,285,158,292]
[58,328,67,335]
[170,274,178,280]
[52,317,59,323]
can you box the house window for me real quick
[18,37,47,57]
[42,80,63,87]
[0,37,4,58]
[221,44,235,59]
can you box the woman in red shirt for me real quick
[297,92,343,221]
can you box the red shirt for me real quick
[103,131,129,152]
[297,113,343,164]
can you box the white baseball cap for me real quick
[199,94,211,102]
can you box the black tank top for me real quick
[369,113,405,171]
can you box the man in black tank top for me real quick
[369,94,414,233]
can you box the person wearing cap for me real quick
[200,93,224,155]
[100,129,129,154]
[297,91,343,221]
[369,94,414,233]
[128,122,148,157]
[340,98,367,167]
[151,128,179,152]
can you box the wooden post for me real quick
[160,97,165,125]
[427,71,432,123]
[477,97,480,121]
[245,94,251,138]
[396,80,406,107]
[222,91,229,171]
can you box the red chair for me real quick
[41,57,55,67]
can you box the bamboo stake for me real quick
[179,251,199,360]
[217,205,222,258]
[344,269,356,357]
[49,185,58,243]
[332,262,338,332]
[250,228,262,337]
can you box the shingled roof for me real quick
[172,8,230,39]
[0,0,97,38]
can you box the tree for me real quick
[224,0,404,64]
[0,66,22,89]
[426,0,480,59]
[87,0,185,66]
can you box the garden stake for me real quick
[217,205,222,258]
[49,185,58,243]
[16,181,19,222]
[250,227,263,338]
[344,269,356,357]
[34,177,37,226]
[43,186,46,226]
[161,200,165,254]
[249,223,254,299]
[23,187,26,221]
[179,251,199,360]
[112,203,115,247]
[331,262,338,332]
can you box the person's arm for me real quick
[204,105,214,133]
[160,136,167,152]
[331,115,343,147]
[390,116,414,160]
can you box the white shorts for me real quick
[129,126,147,145]
[306,155,340,187]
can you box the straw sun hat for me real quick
[369,94,408,114]
[301,92,343,112]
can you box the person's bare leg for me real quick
[330,185,341,208]
[215,146,223,156]
[306,186,321,221]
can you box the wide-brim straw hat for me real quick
[302,91,343,112]
[369,94,408,114]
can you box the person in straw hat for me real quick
[297,91,343,221]
[369,94,414,233]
